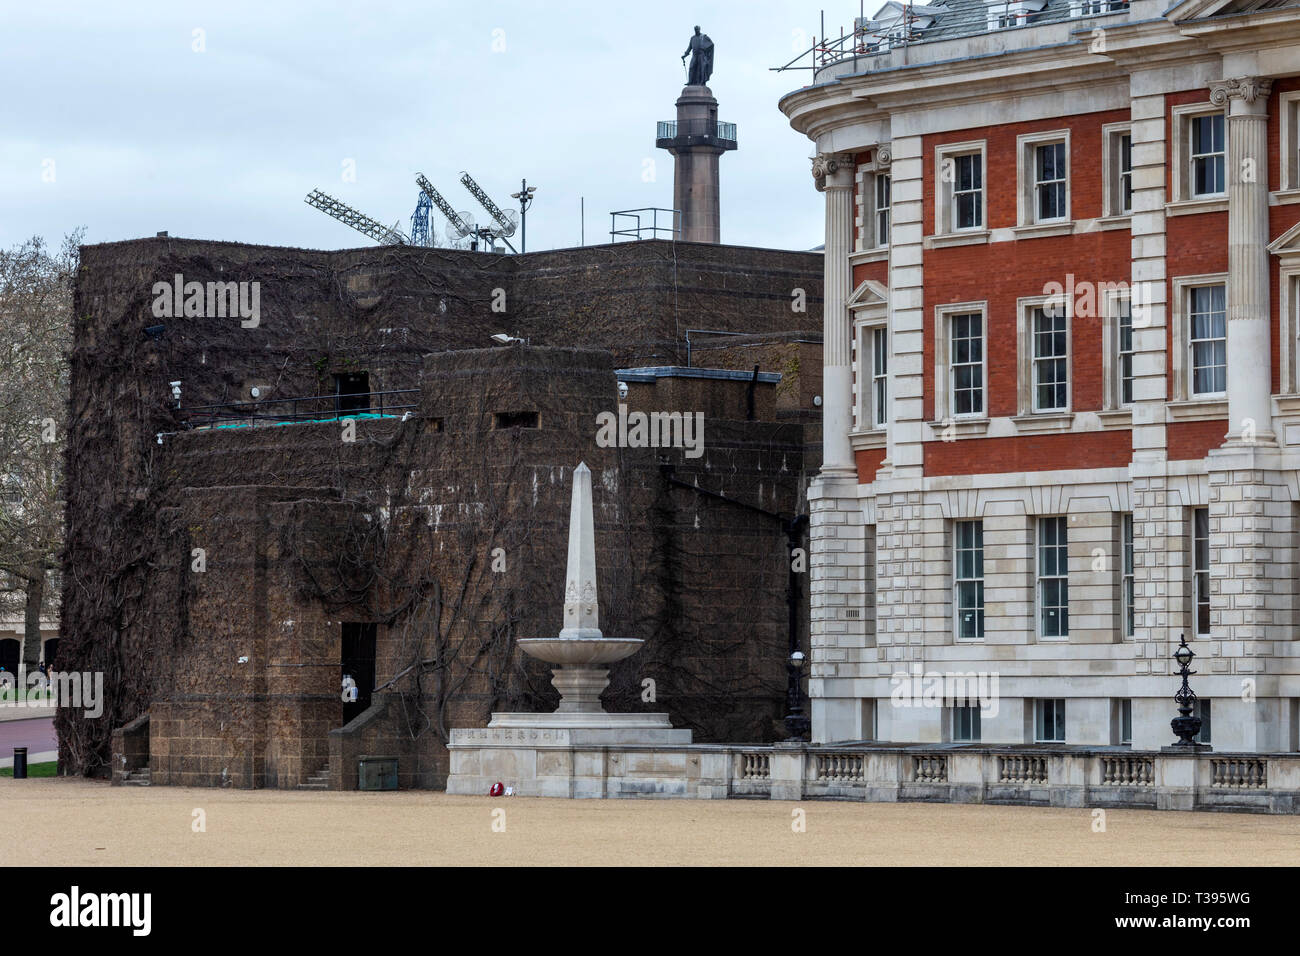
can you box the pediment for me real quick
[848,278,889,313]
[1269,219,1300,258]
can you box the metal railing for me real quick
[179,389,420,429]
[656,119,738,145]
[609,207,681,242]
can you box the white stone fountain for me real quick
[516,462,644,712]
[445,462,690,797]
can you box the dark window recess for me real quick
[341,622,377,727]
[0,638,18,675]
[334,372,370,415]
[494,411,540,429]
[429,417,444,432]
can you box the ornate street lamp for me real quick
[1170,634,1204,748]
[784,650,810,741]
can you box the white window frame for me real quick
[951,703,982,742]
[874,172,891,248]
[953,519,985,642]
[1281,266,1300,396]
[1188,283,1227,398]
[1193,506,1211,638]
[1034,698,1066,743]
[871,326,889,428]
[1017,129,1071,226]
[1017,295,1072,416]
[1189,112,1226,199]
[1037,516,1069,640]
[1171,103,1228,205]
[934,301,988,423]
[1170,273,1229,402]
[934,140,987,235]
[853,318,889,431]
[1101,290,1134,410]
[1102,122,1133,218]
[1122,513,1135,639]
[1281,91,1300,194]
[856,163,892,253]
[850,280,889,433]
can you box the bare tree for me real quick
[0,230,81,670]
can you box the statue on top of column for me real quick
[682,26,714,86]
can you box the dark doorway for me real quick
[0,639,18,678]
[43,638,60,669]
[341,623,377,726]
[334,372,370,416]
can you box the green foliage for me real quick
[0,761,57,778]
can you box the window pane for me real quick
[955,520,985,640]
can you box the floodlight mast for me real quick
[304,189,410,245]
[459,172,518,253]
[415,174,473,239]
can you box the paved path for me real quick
[3,777,1300,866]
[0,717,56,768]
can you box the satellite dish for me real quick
[454,212,476,239]
[444,213,477,248]
[495,209,518,239]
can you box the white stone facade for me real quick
[784,0,1300,754]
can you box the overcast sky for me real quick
[1,1,848,255]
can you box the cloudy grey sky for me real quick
[2,1,844,254]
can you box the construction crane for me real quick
[304,189,409,245]
[459,171,518,253]
[410,191,435,247]
[415,174,475,242]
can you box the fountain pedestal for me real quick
[445,462,692,797]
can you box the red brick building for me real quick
[781,0,1300,752]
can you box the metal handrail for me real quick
[179,389,420,428]
[656,119,738,142]
[609,207,681,243]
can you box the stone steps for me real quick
[122,768,151,787]
[296,767,330,791]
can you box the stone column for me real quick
[670,87,726,243]
[1213,77,1274,446]
[812,152,857,479]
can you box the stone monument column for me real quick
[1213,76,1274,445]
[657,87,737,243]
[813,152,857,478]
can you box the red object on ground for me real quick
[489,781,504,796]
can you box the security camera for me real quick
[618,381,629,400]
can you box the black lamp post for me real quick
[1170,634,1203,747]
[784,650,810,741]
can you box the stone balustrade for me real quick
[447,738,1300,813]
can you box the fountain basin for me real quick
[517,637,644,667]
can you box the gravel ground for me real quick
[4,776,1299,866]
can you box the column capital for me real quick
[1210,77,1273,113]
[812,152,855,192]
